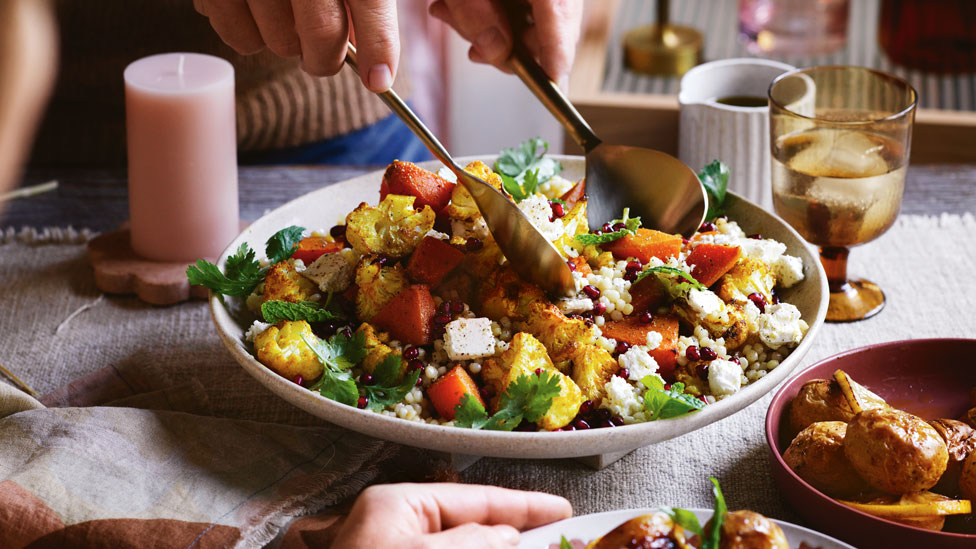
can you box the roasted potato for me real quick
[587,511,694,549]
[930,419,976,495]
[262,260,318,305]
[783,421,871,498]
[961,448,976,501]
[254,320,323,381]
[715,510,789,549]
[345,194,435,258]
[788,378,857,435]
[844,408,949,495]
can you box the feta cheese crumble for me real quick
[556,296,594,315]
[517,194,564,241]
[443,317,496,360]
[601,375,644,419]
[645,331,663,350]
[245,320,271,342]
[301,252,354,293]
[618,346,659,381]
[708,359,743,396]
[687,288,725,321]
[758,303,807,350]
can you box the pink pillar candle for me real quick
[124,53,239,261]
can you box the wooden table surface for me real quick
[2,164,975,231]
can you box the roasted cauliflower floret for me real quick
[520,301,596,364]
[552,198,589,257]
[345,194,435,258]
[355,259,409,321]
[496,332,584,430]
[478,268,546,322]
[356,323,406,379]
[445,160,505,223]
[716,256,776,306]
[570,344,619,404]
[262,261,318,305]
[254,320,323,381]
[675,288,749,350]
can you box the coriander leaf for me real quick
[633,266,706,291]
[311,370,359,406]
[265,225,305,264]
[186,243,265,296]
[372,352,403,387]
[494,137,562,184]
[362,368,420,411]
[483,407,525,431]
[261,300,339,323]
[454,393,490,429]
[642,377,705,420]
[664,507,704,537]
[699,160,729,221]
[500,173,529,202]
[522,169,540,197]
[560,536,574,549]
[302,331,367,372]
[703,477,728,549]
[549,197,566,206]
[575,208,641,245]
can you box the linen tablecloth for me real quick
[1,213,975,543]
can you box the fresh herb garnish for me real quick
[454,370,562,431]
[699,160,729,221]
[703,477,728,549]
[633,265,706,291]
[360,353,420,411]
[663,507,704,538]
[261,300,339,323]
[495,137,562,184]
[575,208,641,245]
[303,330,367,406]
[559,535,574,549]
[500,169,540,203]
[641,376,705,420]
[187,225,306,296]
[549,197,566,206]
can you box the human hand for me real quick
[331,483,573,548]
[192,0,399,92]
[428,0,584,83]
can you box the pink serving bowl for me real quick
[766,339,976,549]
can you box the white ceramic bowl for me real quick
[210,155,828,459]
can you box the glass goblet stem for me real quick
[819,246,850,292]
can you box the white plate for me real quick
[518,507,856,548]
[209,155,828,459]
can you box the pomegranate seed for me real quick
[612,222,626,231]
[548,216,555,223]
[596,408,611,421]
[602,223,613,233]
[329,225,346,238]
[357,396,368,408]
[626,260,642,272]
[698,395,709,404]
[592,302,607,315]
[664,383,672,391]
[696,363,709,378]
[700,346,718,361]
[434,314,452,324]
[361,373,374,385]
[616,368,630,379]
[610,416,625,426]
[699,221,716,232]
[408,359,424,372]
[403,347,419,359]
[638,311,654,324]
[686,345,701,361]
[582,285,600,299]
[479,387,494,400]
[573,418,591,430]
[465,238,483,251]
[615,341,631,355]
[438,301,452,315]
[682,237,691,246]
[579,400,594,415]
[534,368,543,376]
[772,291,781,304]
[550,201,565,218]
[747,233,763,240]
[593,229,603,236]
[623,271,638,282]
[292,375,304,385]
[566,260,577,271]
[339,327,353,339]
[600,420,615,428]
[450,300,465,314]
[415,376,424,386]
[747,292,767,313]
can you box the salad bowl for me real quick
[210,155,828,460]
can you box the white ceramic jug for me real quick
[678,58,796,210]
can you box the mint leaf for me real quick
[495,137,562,185]
[187,243,264,296]
[261,300,339,323]
[703,477,727,549]
[664,507,704,537]
[575,208,641,245]
[641,376,705,420]
[454,393,490,429]
[266,225,305,264]
[699,161,729,221]
[560,536,574,549]
[500,173,529,202]
[634,266,706,291]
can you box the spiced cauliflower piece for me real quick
[355,259,409,321]
[675,287,749,350]
[445,160,505,223]
[356,323,406,379]
[254,320,323,381]
[521,301,596,366]
[262,261,318,305]
[552,198,589,257]
[570,344,619,405]
[496,332,584,430]
[345,194,435,258]
[479,268,547,322]
[716,256,776,306]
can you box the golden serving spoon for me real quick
[344,43,575,295]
